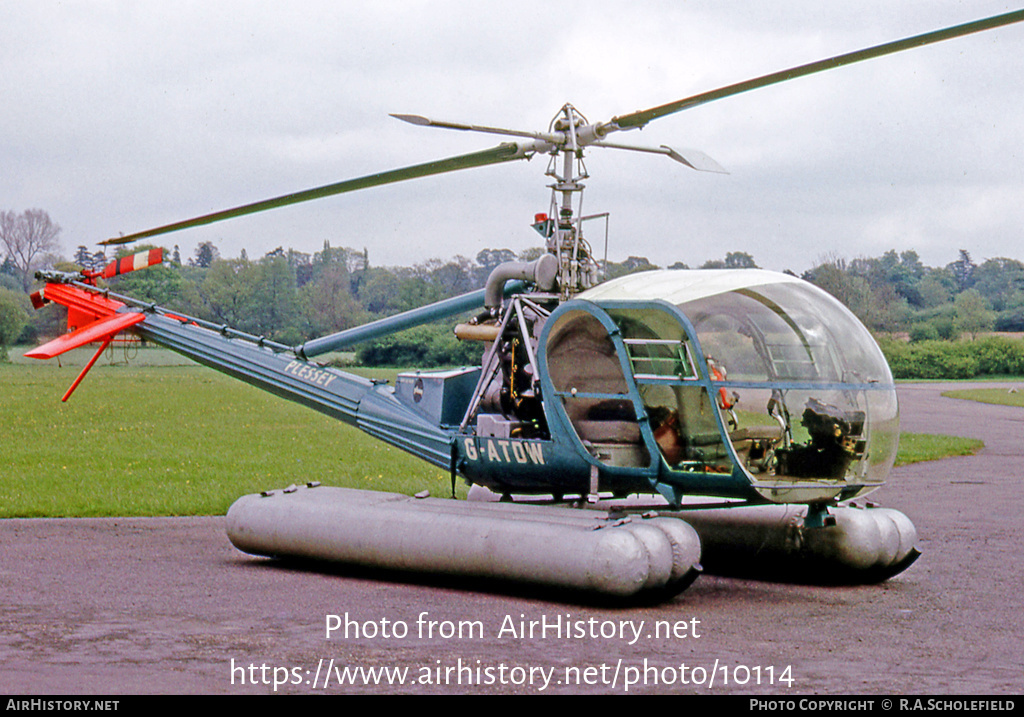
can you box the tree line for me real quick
[2,208,1023,374]
[801,249,1024,339]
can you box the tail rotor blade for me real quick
[100,248,164,278]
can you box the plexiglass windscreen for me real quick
[676,280,898,502]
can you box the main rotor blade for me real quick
[608,9,1024,131]
[101,142,531,246]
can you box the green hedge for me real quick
[878,336,1024,379]
[354,324,484,368]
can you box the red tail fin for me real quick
[25,310,145,360]
[25,281,149,400]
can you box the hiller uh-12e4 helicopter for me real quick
[27,10,1024,600]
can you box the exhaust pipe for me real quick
[484,254,558,311]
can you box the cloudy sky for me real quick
[3,1,1022,275]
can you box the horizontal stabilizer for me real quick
[25,311,146,360]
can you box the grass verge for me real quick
[941,387,1024,408]
[894,432,984,466]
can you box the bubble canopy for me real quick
[542,270,899,504]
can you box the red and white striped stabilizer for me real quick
[101,248,164,279]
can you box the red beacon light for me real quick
[531,213,552,238]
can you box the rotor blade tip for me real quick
[391,113,429,126]
[663,146,729,174]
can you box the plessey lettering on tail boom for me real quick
[284,360,339,388]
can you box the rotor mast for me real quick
[545,104,600,301]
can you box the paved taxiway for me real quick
[2,383,1022,694]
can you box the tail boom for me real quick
[26,279,455,469]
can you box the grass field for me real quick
[1,348,448,518]
[941,386,1024,408]
[0,347,986,518]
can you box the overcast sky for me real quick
[3,1,1022,276]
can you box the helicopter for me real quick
[25,9,1024,600]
